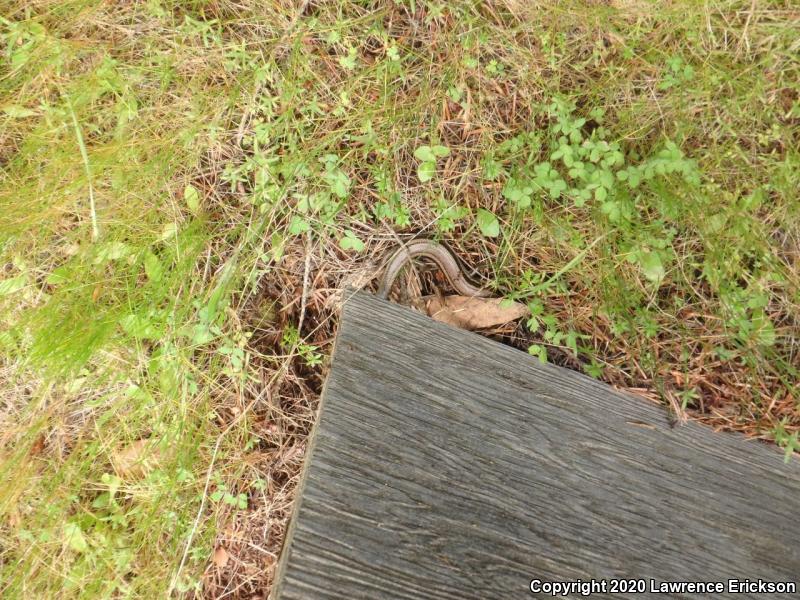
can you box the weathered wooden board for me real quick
[273,291,800,599]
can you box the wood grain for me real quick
[273,291,800,599]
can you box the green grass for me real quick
[1,0,798,596]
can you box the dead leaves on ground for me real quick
[425,295,528,330]
[111,439,162,478]
[213,546,230,568]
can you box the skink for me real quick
[378,239,490,299]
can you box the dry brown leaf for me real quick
[425,295,529,330]
[7,507,21,529]
[213,546,230,568]
[29,433,46,457]
[112,439,160,478]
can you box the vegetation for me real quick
[1,0,797,596]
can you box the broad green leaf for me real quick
[338,48,357,70]
[46,266,70,285]
[326,169,350,199]
[751,312,776,347]
[417,161,435,182]
[528,344,548,364]
[161,222,178,241]
[339,231,365,252]
[502,180,533,208]
[191,323,215,345]
[482,158,504,180]
[0,274,27,296]
[144,252,163,282]
[288,216,310,235]
[638,250,665,283]
[755,319,776,347]
[64,523,88,553]
[184,185,200,213]
[595,186,607,201]
[3,105,37,118]
[601,200,621,223]
[476,208,500,238]
[547,177,567,199]
[120,314,160,339]
[413,146,436,162]
[93,242,130,264]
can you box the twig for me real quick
[170,425,226,594]
[297,229,313,337]
[737,0,757,58]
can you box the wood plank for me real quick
[273,291,800,599]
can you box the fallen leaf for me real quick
[29,433,46,457]
[7,507,21,529]
[425,295,529,330]
[213,546,229,568]
[112,439,160,478]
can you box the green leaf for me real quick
[0,274,27,296]
[533,162,567,199]
[502,179,533,208]
[414,145,448,181]
[288,216,310,235]
[338,48,358,70]
[46,266,69,285]
[617,167,641,188]
[184,185,200,213]
[326,169,350,199]
[144,252,163,283]
[191,323,215,345]
[93,241,131,264]
[482,157,504,180]
[601,200,622,223]
[741,187,766,211]
[413,146,436,162]
[339,230,365,252]
[638,250,665,283]
[755,319,776,347]
[415,144,449,160]
[417,161,435,182]
[3,105,37,118]
[528,344,548,364]
[121,313,160,339]
[595,186,607,201]
[160,222,178,241]
[476,208,500,238]
[547,177,567,199]
[64,523,88,553]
